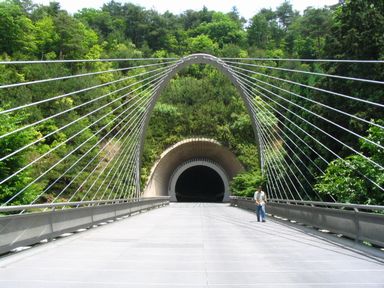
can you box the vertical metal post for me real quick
[49,207,55,241]
[354,207,361,243]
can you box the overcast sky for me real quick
[33,0,338,19]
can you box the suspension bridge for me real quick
[0,54,383,287]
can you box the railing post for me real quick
[354,207,360,243]
[91,204,95,227]
[49,207,55,241]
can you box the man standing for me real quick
[254,186,267,222]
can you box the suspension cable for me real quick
[228,64,384,130]
[0,62,176,116]
[248,96,305,200]
[250,102,317,200]
[224,60,384,85]
[70,126,141,204]
[264,159,284,200]
[233,70,384,172]
[248,88,328,199]
[72,86,158,202]
[236,74,330,166]
[264,151,293,200]
[234,74,384,193]
[0,58,180,65]
[249,100,323,201]
[71,117,145,203]
[31,81,159,205]
[90,123,143,201]
[118,111,155,200]
[232,71,384,198]
[0,60,178,89]
[89,81,164,201]
[0,70,170,162]
[105,136,141,201]
[108,132,143,200]
[242,87,303,200]
[248,95,321,199]
[0,71,168,188]
[1,77,164,205]
[227,64,384,108]
[222,57,384,63]
[85,85,163,202]
[2,55,381,207]
[99,104,154,201]
[114,138,141,200]
[253,116,296,200]
[257,119,305,200]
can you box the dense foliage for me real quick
[315,121,384,204]
[0,0,383,204]
[229,170,265,197]
[142,68,259,187]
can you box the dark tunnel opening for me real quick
[175,165,225,202]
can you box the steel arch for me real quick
[137,53,263,193]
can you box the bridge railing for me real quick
[0,197,170,255]
[230,196,384,248]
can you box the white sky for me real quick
[33,0,338,19]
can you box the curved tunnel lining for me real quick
[168,159,230,202]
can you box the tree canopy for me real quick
[0,0,383,204]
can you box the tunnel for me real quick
[175,165,225,202]
[143,138,245,202]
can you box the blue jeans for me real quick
[256,204,266,222]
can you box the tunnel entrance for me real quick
[144,140,244,201]
[175,165,225,202]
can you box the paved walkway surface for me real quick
[0,203,383,287]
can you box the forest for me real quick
[0,0,383,205]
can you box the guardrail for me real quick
[0,197,170,255]
[230,197,384,248]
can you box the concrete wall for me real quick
[143,138,244,201]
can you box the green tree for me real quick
[194,12,246,48]
[34,16,59,59]
[0,112,42,205]
[54,11,99,59]
[11,0,36,14]
[316,0,384,158]
[276,1,298,30]
[180,7,214,30]
[142,67,259,186]
[187,34,219,55]
[315,121,384,204]
[75,8,114,40]
[285,7,332,57]
[247,9,284,49]
[0,2,36,56]
[230,170,265,197]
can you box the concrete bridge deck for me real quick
[0,203,383,287]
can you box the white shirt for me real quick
[254,191,266,205]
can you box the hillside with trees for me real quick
[0,0,383,205]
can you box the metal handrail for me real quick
[230,197,384,248]
[230,196,384,212]
[0,197,170,213]
[0,196,170,255]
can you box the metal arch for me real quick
[137,53,263,192]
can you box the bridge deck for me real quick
[0,203,383,287]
